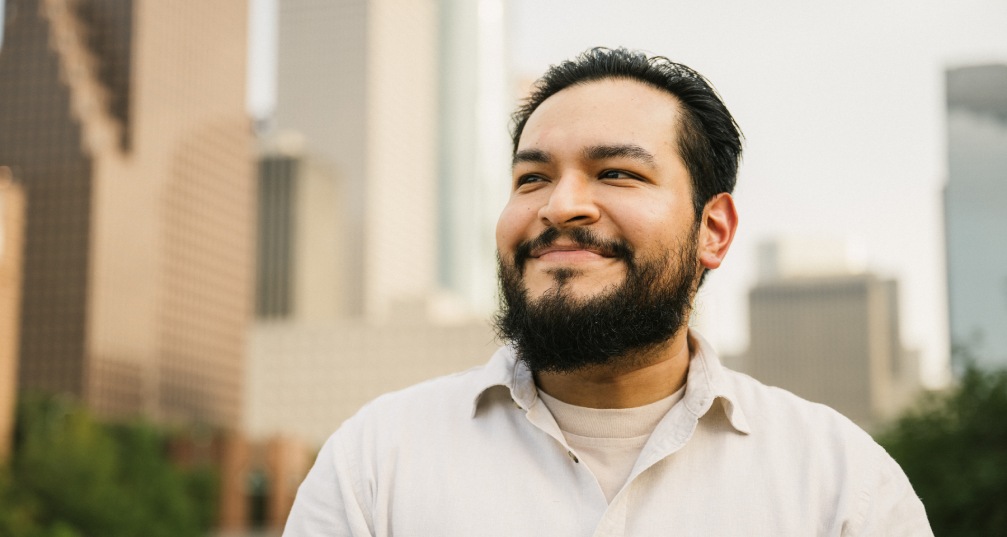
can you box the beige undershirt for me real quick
[538,386,685,503]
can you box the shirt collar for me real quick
[469,329,752,435]
[467,345,534,417]
[683,330,751,434]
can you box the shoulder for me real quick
[715,369,931,534]
[286,363,498,536]
[329,349,512,450]
[352,365,486,424]
[714,366,893,488]
[722,366,872,441]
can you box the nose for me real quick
[538,175,601,228]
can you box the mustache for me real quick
[513,227,634,270]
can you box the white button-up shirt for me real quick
[284,331,932,536]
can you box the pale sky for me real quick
[500,0,1007,386]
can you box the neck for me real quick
[534,329,692,409]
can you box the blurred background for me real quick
[1,0,1005,535]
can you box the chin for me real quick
[529,276,623,303]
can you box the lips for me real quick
[513,227,633,271]
[530,241,612,259]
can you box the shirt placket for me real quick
[590,398,706,536]
[518,393,611,511]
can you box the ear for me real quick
[698,193,738,270]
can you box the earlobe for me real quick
[698,193,738,270]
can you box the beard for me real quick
[493,225,700,374]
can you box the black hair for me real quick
[511,47,743,219]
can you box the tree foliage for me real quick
[878,363,1007,536]
[0,396,218,537]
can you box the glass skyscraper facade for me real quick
[944,64,1007,371]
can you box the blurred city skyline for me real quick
[8,0,1002,385]
[6,0,1005,386]
[2,1,1004,531]
[7,0,998,384]
[247,0,1007,387]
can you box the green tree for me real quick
[878,363,1007,536]
[0,395,218,537]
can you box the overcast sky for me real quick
[496,0,1007,386]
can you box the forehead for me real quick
[517,78,683,154]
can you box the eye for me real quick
[599,169,642,181]
[515,173,548,187]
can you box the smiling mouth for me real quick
[533,249,611,264]
[530,243,613,259]
[514,227,633,274]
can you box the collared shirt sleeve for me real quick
[284,425,373,537]
[843,448,933,537]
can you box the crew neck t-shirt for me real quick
[538,387,685,502]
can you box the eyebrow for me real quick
[512,148,551,168]
[584,144,656,168]
[511,143,658,169]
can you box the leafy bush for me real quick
[0,396,218,537]
[878,364,1007,536]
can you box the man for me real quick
[284,47,932,536]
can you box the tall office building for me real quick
[0,0,253,428]
[437,0,509,315]
[246,0,502,449]
[944,64,1007,371]
[0,169,25,461]
[744,242,919,429]
[747,274,918,428]
[264,0,509,321]
[272,0,440,320]
[256,141,351,321]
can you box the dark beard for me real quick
[493,226,700,374]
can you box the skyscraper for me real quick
[245,0,501,448]
[437,0,509,315]
[747,274,918,428]
[744,241,919,429]
[272,0,440,320]
[255,141,350,321]
[944,64,1007,371]
[0,0,253,428]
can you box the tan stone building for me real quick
[247,313,496,447]
[0,0,253,429]
[0,169,26,462]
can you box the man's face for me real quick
[495,78,704,372]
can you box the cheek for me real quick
[609,201,664,238]
[609,199,693,253]
[495,200,536,253]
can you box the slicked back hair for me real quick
[511,47,743,220]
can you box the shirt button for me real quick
[567,450,579,463]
